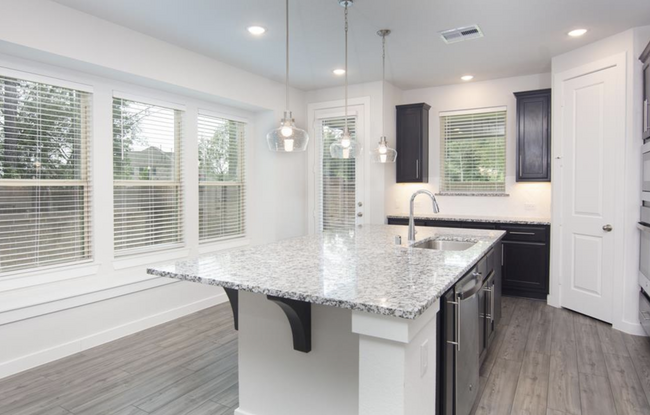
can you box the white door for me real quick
[559,62,623,323]
[313,106,366,232]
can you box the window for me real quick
[198,112,246,242]
[319,116,356,231]
[0,74,92,274]
[440,108,506,193]
[113,97,183,255]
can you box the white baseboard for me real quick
[234,408,256,415]
[613,320,647,336]
[0,290,227,380]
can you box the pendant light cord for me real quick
[381,32,386,138]
[344,3,349,133]
[285,0,290,112]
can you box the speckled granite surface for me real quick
[387,213,551,226]
[147,225,505,320]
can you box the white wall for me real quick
[0,0,309,379]
[550,27,650,335]
[387,74,552,219]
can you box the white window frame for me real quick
[112,93,185,257]
[197,108,248,244]
[0,68,94,277]
[439,106,508,195]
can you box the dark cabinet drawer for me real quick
[425,220,463,228]
[463,222,498,230]
[499,224,547,243]
[486,249,496,275]
[501,241,549,296]
[387,218,426,226]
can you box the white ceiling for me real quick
[52,0,650,91]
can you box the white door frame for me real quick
[307,97,372,234]
[550,53,627,323]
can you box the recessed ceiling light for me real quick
[568,29,587,37]
[247,26,266,36]
[461,75,474,81]
[333,69,346,76]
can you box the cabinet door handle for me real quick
[416,159,419,179]
[483,285,493,320]
[509,231,536,236]
[645,99,649,132]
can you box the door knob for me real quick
[603,224,613,232]
[357,212,363,217]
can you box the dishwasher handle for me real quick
[447,298,460,352]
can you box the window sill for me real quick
[198,237,250,255]
[436,192,510,197]
[113,247,191,270]
[0,262,101,293]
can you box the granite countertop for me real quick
[147,225,505,320]
[387,213,551,226]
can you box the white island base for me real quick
[234,291,439,415]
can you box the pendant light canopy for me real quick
[267,0,309,152]
[330,0,362,159]
[370,29,397,164]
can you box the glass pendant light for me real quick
[267,0,309,152]
[330,0,361,159]
[370,29,397,163]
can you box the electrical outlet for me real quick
[420,339,429,377]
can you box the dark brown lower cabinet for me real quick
[387,217,550,299]
[501,240,549,299]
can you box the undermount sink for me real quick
[412,239,476,251]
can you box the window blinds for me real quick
[0,75,92,274]
[440,110,506,193]
[113,97,183,255]
[198,112,246,242]
[319,116,356,231]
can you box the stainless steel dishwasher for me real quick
[441,267,484,415]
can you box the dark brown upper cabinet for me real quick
[514,89,551,182]
[396,103,430,183]
[641,40,650,141]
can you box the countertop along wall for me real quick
[0,0,309,378]
[385,73,552,220]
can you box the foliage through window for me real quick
[113,97,182,254]
[319,116,356,231]
[198,112,245,242]
[440,109,506,193]
[0,74,92,274]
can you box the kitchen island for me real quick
[148,225,505,415]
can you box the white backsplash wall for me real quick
[385,73,552,219]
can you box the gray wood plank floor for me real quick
[2,298,650,415]
[0,303,238,415]
[473,296,650,415]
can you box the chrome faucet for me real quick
[408,190,440,243]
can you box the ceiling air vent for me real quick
[439,25,483,44]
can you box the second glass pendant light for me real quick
[330,0,361,159]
